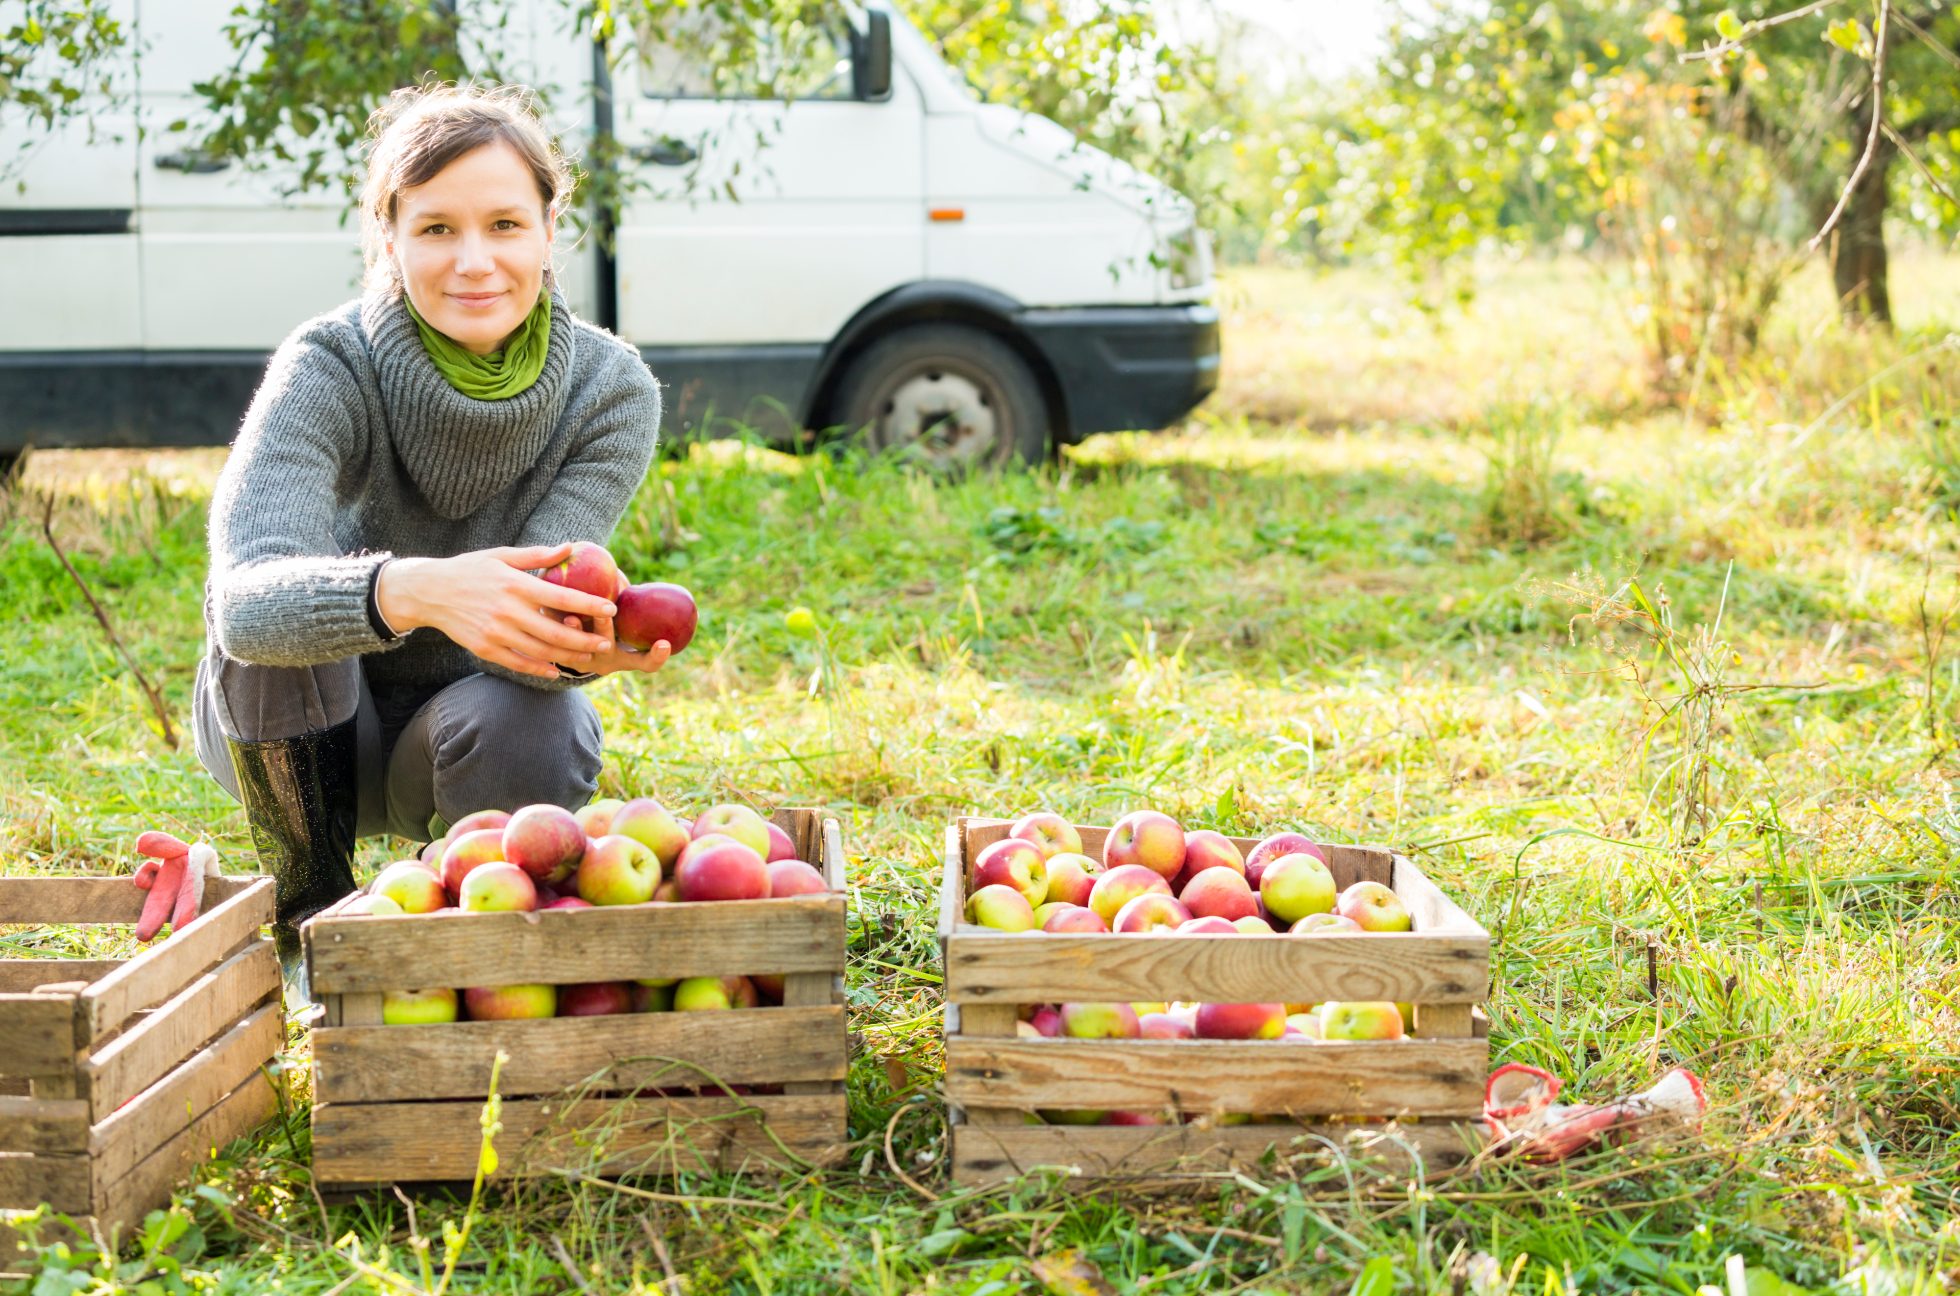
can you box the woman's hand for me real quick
[375,543,618,680]
[557,613,673,677]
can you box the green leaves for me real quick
[1824,18,1866,55]
[1715,9,1745,42]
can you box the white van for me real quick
[0,1,1218,471]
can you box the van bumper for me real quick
[1015,303,1220,441]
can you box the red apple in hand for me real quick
[615,582,697,654]
[542,541,620,599]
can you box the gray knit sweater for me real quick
[203,288,661,693]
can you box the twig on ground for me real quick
[640,1215,683,1296]
[549,1235,596,1296]
[884,1100,942,1202]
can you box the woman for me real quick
[193,84,667,995]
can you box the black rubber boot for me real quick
[225,718,360,1010]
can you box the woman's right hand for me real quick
[374,543,618,680]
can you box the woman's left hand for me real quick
[558,612,672,676]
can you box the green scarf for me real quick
[404,292,552,400]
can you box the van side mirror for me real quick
[852,11,892,101]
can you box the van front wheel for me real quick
[831,325,1050,469]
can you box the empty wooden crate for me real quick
[0,875,282,1259]
[939,817,1490,1186]
[305,809,850,1189]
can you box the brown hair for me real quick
[360,83,576,293]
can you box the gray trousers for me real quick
[193,654,604,842]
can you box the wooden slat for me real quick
[313,1093,848,1184]
[0,1097,89,1154]
[943,929,1489,1005]
[0,995,79,1078]
[314,1005,846,1104]
[937,825,966,939]
[951,1118,1481,1187]
[0,876,258,926]
[84,942,279,1116]
[945,1037,1487,1118]
[91,1070,278,1242]
[82,879,274,1043]
[0,1151,91,1213]
[88,1003,282,1186]
[1412,1004,1476,1038]
[956,1003,1024,1128]
[306,895,845,994]
[0,961,123,993]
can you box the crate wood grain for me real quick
[0,875,282,1262]
[938,817,1492,1186]
[305,809,850,1189]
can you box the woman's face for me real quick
[388,140,554,357]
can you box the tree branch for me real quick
[1893,8,1960,74]
[1682,0,1850,62]
[1811,0,1892,251]
[1883,121,1960,208]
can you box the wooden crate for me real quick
[305,809,850,1189]
[0,876,283,1265]
[938,817,1491,1186]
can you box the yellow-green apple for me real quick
[382,987,459,1025]
[1040,1108,1106,1126]
[576,835,663,906]
[1292,913,1362,935]
[1131,1001,1166,1015]
[1245,832,1328,889]
[1061,1002,1140,1039]
[1032,901,1071,928]
[542,896,592,911]
[1138,1010,1195,1039]
[1010,811,1083,860]
[371,860,446,914]
[1194,1002,1287,1040]
[973,837,1048,907]
[965,883,1036,931]
[1232,915,1276,934]
[459,861,538,912]
[1103,810,1187,881]
[690,804,772,859]
[765,858,827,898]
[1284,1012,1323,1040]
[1179,866,1260,922]
[1335,881,1412,932]
[1041,903,1109,934]
[1028,1005,1064,1037]
[1042,853,1102,907]
[1176,915,1240,935]
[1259,853,1338,925]
[1113,893,1191,934]
[673,974,757,1011]
[419,837,448,866]
[1396,1001,1414,1025]
[502,804,587,882]
[1173,830,1245,890]
[609,798,689,869]
[463,984,556,1020]
[558,981,636,1017]
[1087,864,1172,925]
[675,838,769,901]
[633,983,674,1012]
[343,893,404,916]
[440,828,507,901]
[1319,1001,1406,1040]
[575,797,626,838]
[763,821,797,863]
[615,581,697,653]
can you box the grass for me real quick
[3,252,1959,1293]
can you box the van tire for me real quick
[831,325,1050,469]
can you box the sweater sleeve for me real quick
[206,333,401,668]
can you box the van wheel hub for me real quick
[877,371,999,466]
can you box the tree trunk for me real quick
[1827,146,1893,327]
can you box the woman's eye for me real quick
[422,224,449,236]
[494,219,520,230]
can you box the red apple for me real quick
[1028,1005,1064,1037]
[342,893,404,917]
[575,798,625,839]
[463,984,556,1020]
[1319,1001,1406,1040]
[1102,1110,1167,1125]
[1259,853,1339,925]
[459,862,537,913]
[1245,832,1328,889]
[1112,893,1192,934]
[690,804,772,859]
[675,838,769,902]
[751,974,785,1004]
[449,808,513,838]
[766,858,828,898]
[558,981,636,1017]
[1087,864,1173,925]
[419,837,448,866]
[1138,1010,1195,1039]
[1103,810,1187,881]
[382,987,459,1025]
[1041,903,1110,934]
[1174,830,1245,890]
[1292,912,1362,936]
[1175,915,1240,935]
[439,828,507,902]
[763,821,798,863]
[542,540,620,605]
[1009,812,1083,860]
[965,883,1036,931]
[610,798,690,868]
[371,860,445,915]
[1335,881,1412,932]
[973,837,1049,908]
[543,896,593,911]
[501,804,587,883]
[1179,866,1260,922]
[1061,1002,1140,1039]
[576,834,662,906]
[615,581,698,654]
[1194,1002,1287,1040]
[652,880,678,903]
[1042,852,1102,907]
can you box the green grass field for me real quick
[2,253,1957,1293]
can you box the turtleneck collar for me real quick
[360,287,577,520]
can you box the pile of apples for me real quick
[964,810,1417,1056]
[339,798,827,1026]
